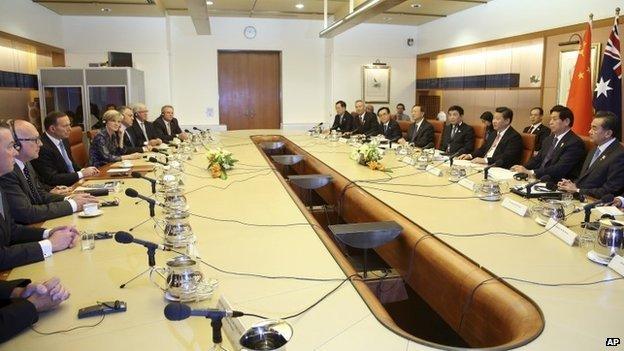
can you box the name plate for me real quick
[458,178,475,191]
[608,254,624,276]
[501,197,528,217]
[546,218,578,246]
[402,156,414,165]
[339,137,348,143]
[426,165,442,177]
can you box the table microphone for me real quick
[447,151,461,167]
[114,231,168,251]
[148,156,168,166]
[125,188,160,217]
[483,159,503,180]
[164,303,243,321]
[582,194,615,223]
[131,172,157,194]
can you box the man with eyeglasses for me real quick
[31,111,100,188]
[0,121,72,342]
[0,120,98,225]
[127,103,163,147]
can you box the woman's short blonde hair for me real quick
[103,110,123,123]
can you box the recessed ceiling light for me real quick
[410,3,422,8]
[205,1,214,5]
[295,3,304,9]
[101,7,111,12]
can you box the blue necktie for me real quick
[588,148,602,168]
[58,140,75,172]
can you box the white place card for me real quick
[458,178,475,191]
[608,254,624,276]
[338,137,348,143]
[426,165,442,177]
[402,156,414,165]
[546,218,578,246]
[501,197,529,217]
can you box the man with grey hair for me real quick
[0,120,79,269]
[0,120,98,225]
[127,103,162,147]
[352,100,379,136]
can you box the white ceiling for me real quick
[33,0,490,26]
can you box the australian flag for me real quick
[593,15,622,140]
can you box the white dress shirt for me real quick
[485,125,510,158]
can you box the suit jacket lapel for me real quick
[43,134,64,165]
[579,142,618,179]
[14,165,36,203]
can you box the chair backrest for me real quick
[580,135,595,153]
[68,126,87,168]
[397,120,410,139]
[430,119,444,149]
[521,133,536,165]
[473,124,486,150]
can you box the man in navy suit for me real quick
[330,100,354,133]
[458,106,522,169]
[398,105,434,148]
[153,105,188,143]
[376,107,402,142]
[558,111,624,198]
[352,100,379,136]
[523,107,551,154]
[31,111,99,187]
[438,105,474,155]
[511,105,585,181]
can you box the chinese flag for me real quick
[567,22,593,136]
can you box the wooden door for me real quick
[218,51,281,130]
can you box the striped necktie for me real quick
[22,165,42,204]
[58,140,75,172]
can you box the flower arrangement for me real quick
[349,141,390,172]
[206,148,237,179]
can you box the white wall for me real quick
[0,0,63,48]
[168,16,327,128]
[417,0,623,54]
[61,16,171,116]
[331,23,418,116]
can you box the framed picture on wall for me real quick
[362,65,391,103]
[557,43,601,105]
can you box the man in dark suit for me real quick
[523,107,551,155]
[153,105,189,143]
[119,106,151,154]
[352,100,379,136]
[512,105,585,181]
[330,100,354,133]
[30,111,99,187]
[0,121,78,271]
[127,103,163,147]
[376,107,402,142]
[558,111,624,198]
[0,277,70,343]
[0,120,97,225]
[458,106,522,169]
[439,105,474,155]
[398,105,434,148]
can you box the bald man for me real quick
[0,120,97,225]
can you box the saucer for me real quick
[587,250,611,265]
[78,209,103,218]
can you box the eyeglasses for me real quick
[17,136,42,144]
[8,142,20,151]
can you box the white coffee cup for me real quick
[83,203,99,216]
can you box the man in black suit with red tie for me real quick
[153,105,189,143]
[511,105,585,181]
[30,111,99,187]
[376,107,402,142]
[439,105,474,155]
[558,111,624,198]
[458,106,522,169]
[352,100,379,136]
[398,105,434,148]
[330,100,354,133]
[523,107,551,154]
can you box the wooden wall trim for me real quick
[418,16,616,58]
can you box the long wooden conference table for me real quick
[2,130,623,351]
